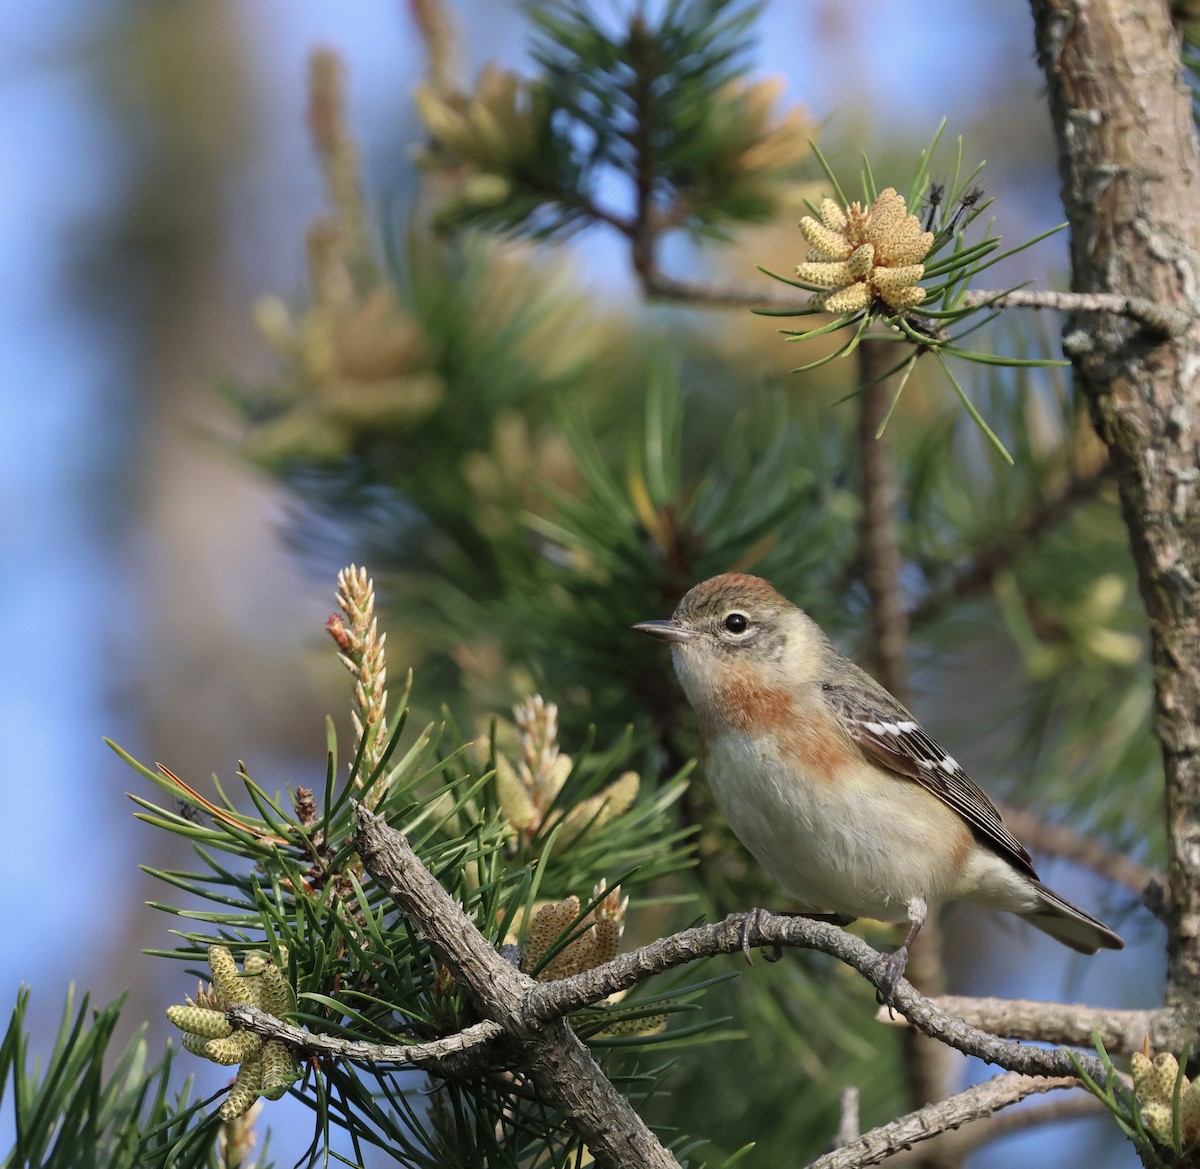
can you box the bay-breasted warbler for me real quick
[635,572,1123,998]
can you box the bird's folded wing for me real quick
[825,683,1037,878]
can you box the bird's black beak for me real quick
[633,619,694,644]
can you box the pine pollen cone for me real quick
[796,188,933,314]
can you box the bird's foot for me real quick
[739,908,783,965]
[870,945,909,1008]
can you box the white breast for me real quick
[704,730,970,922]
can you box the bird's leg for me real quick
[740,909,858,965]
[740,908,773,964]
[871,898,926,1006]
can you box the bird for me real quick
[634,572,1124,1000]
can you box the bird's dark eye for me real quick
[723,612,749,634]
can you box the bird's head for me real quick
[635,574,826,710]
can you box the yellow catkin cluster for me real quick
[796,187,933,314]
[521,880,627,982]
[413,64,543,192]
[329,564,390,796]
[1131,1049,1200,1147]
[494,695,639,843]
[517,883,667,1036]
[246,50,442,468]
[166,945,299,1121]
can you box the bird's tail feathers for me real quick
[1021,881,1124,954]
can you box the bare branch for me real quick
[875,994,1170,1055]
[226,1004,505,1076]
[807,1074,1081,1169]
[522,912,1112,1082]
[835,1086,861,1149]
[888,1093,1106,1164]
[959,288,1190,334]
[637,267,1191,334]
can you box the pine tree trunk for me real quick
[1030,0,1200,1017]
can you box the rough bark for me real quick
[1030,0,1200,1019]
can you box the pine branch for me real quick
[637,265,1191,334]
[311,827,1125,1090]
[352,804,680,1169]
[887,1094,1105,1164]
[225,1005,506,1076]
[226,817,1157,1169]
[875,995,1169,1055]
[806,1073,1083,1169]
[522,912,1112,1081]
[227,929,1166,1083]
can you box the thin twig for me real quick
[637,267,1191,334]
[835,1086,861,1149]
[225,1005,504,1076]
[888,1093,1106,1164]
[807,1074,1082,1169]
[959,288,1190,334]
[875,995,1168,1055]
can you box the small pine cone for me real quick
[181,1031,213,1057]
[846,243,875,278]
[259,1039,299,1100]
[798,216,850,260]
[209,946,255,1007]
[867,188,907,232]
[258,960,294,1016]
[522,897,579,973]
[815,283,871,314]
[219,1059,263,1122]
[878,285,926,311]
[496,754,538,831]
[242,952,270,977]
[1140,1101,1174,1146]
[795,260,855,288]
[872,264,926,293]
[205,1032,263,1067]
[588,918,621,969]
[1180,1077,1200,1145]
[167,1004,231,1039]
[540,930,594,981]
[818,197,847,232]
[1132,1052,1154,1094]
[558,771,640,845]
[1147,1053,1182,1105]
